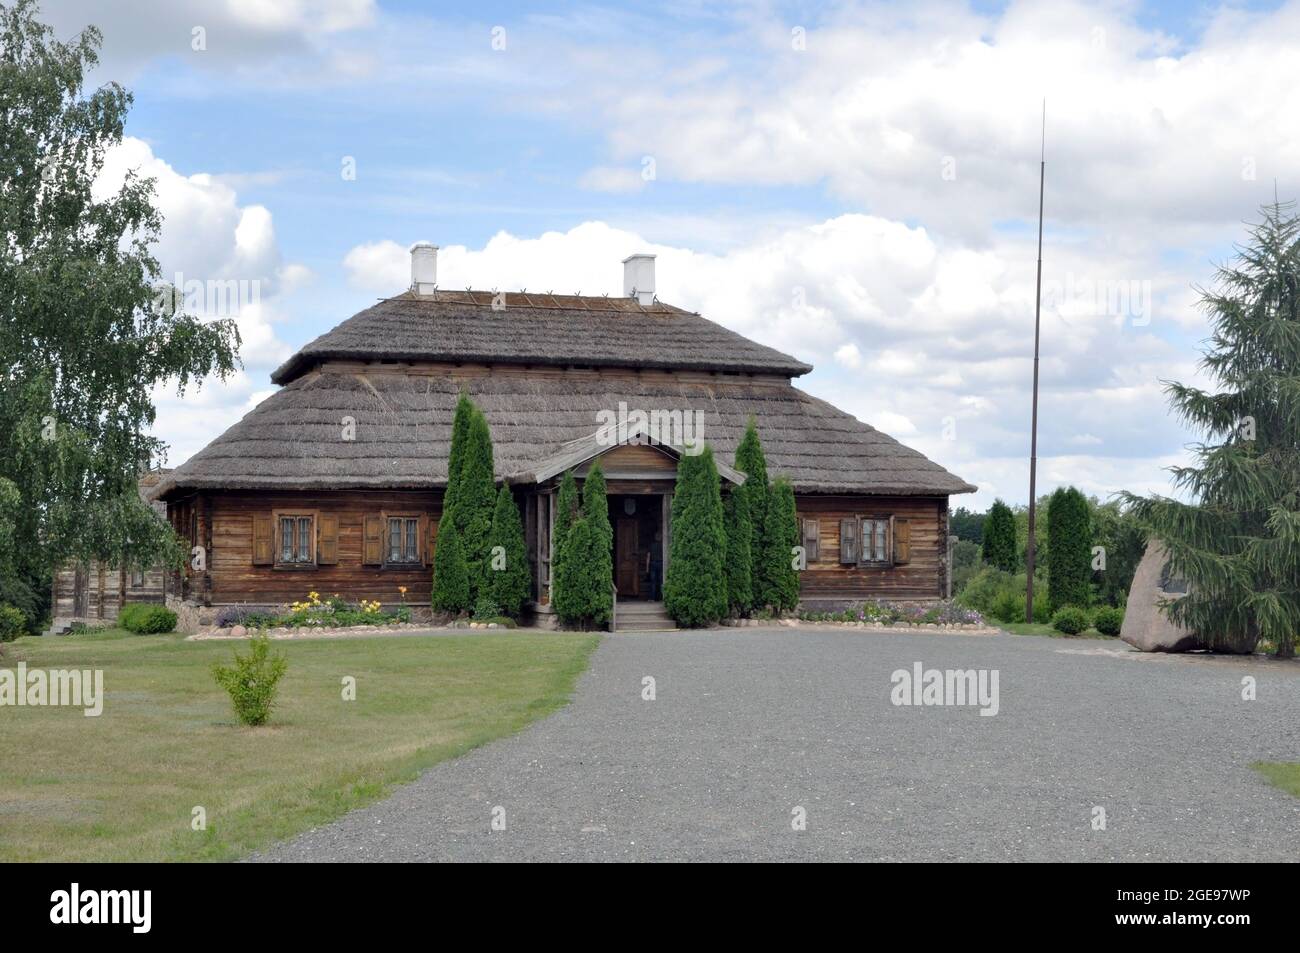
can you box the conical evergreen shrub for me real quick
[723,487,753,614]
[441,392,475,522]
[486,485,530,619]
[664,447,728,627]
[1046,486,1091,610]
[553,469,580,559]
[457,408,497,599]
[733,418,769,610]
[553,515,613,628]
[430,517,470,614]
[982,499,1018,572]
[758,478,800,612]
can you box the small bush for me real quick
[1092,605,1124,636]
[1051,605,1090,635]
[212,633,288,726]
[472,596,501,621]
[215,605,277,628]
[958,566,1050,624]
[0,603,25,642]
[119,602,178,634]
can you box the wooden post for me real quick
[546,490,555,601]
[661,492,671,585]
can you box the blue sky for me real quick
[45,0,1300,508]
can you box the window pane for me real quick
[406,519,418,562]
[299,517,311,561]
[281,518,293,562]
[875,521,886,561]
[389,519,400,562]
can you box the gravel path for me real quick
[253,627,1300,862]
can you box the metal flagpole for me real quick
[1025,101,1045,624]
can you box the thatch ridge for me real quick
[270,291,814,384]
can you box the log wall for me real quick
[796,495,947,601]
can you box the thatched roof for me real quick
[154,371,976,499]
[524,424,749,486]
[270,291,814,384]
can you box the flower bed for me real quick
[214,591,412,632]
[798,598,984,627]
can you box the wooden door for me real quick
[616,517,640,597]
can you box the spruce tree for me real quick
[1124,201,1300,657]
[553,469,580,559]
[430,518,470,614]
[1046,486,1091,610]
[457,408,497,599]
[486,486,530,619]
[722,487,753,614]
[982,499,1018,572]
[758,478,800,612]
[733,418,770,608]
[664,447,728,626]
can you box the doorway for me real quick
[609,495,663,600]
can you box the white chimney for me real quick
[410,242,438,295]
[622,253,656,306]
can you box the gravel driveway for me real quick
[253,627,1300,862]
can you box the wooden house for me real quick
[150,247,975,624]
[49,470,173,632]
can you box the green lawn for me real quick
[0,628,598,861]
[996,621,1114,640]
[1252,762,1300,799]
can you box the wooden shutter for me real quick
[839,518,857,565]
[893,517,911,565]
[252,515,274,565]
[318,514,339,565]
[802,518,820,563]
[363,515,383,566]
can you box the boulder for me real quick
[230,624,247,638]
[1120,541,1207,652]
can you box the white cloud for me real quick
[833,343,862,368]
[545,0,1300,244]
[93,138,305,462]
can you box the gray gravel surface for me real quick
[252,627,1300,862]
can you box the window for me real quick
[130,568,145,587]
[278,515,315,565]
[861,517,890,565]
[387,516,420,565]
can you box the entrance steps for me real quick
[614,600,677,632]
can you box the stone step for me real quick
[617,602,670,614]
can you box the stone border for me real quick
[746,617,1001,635]
[189,622,440,641]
